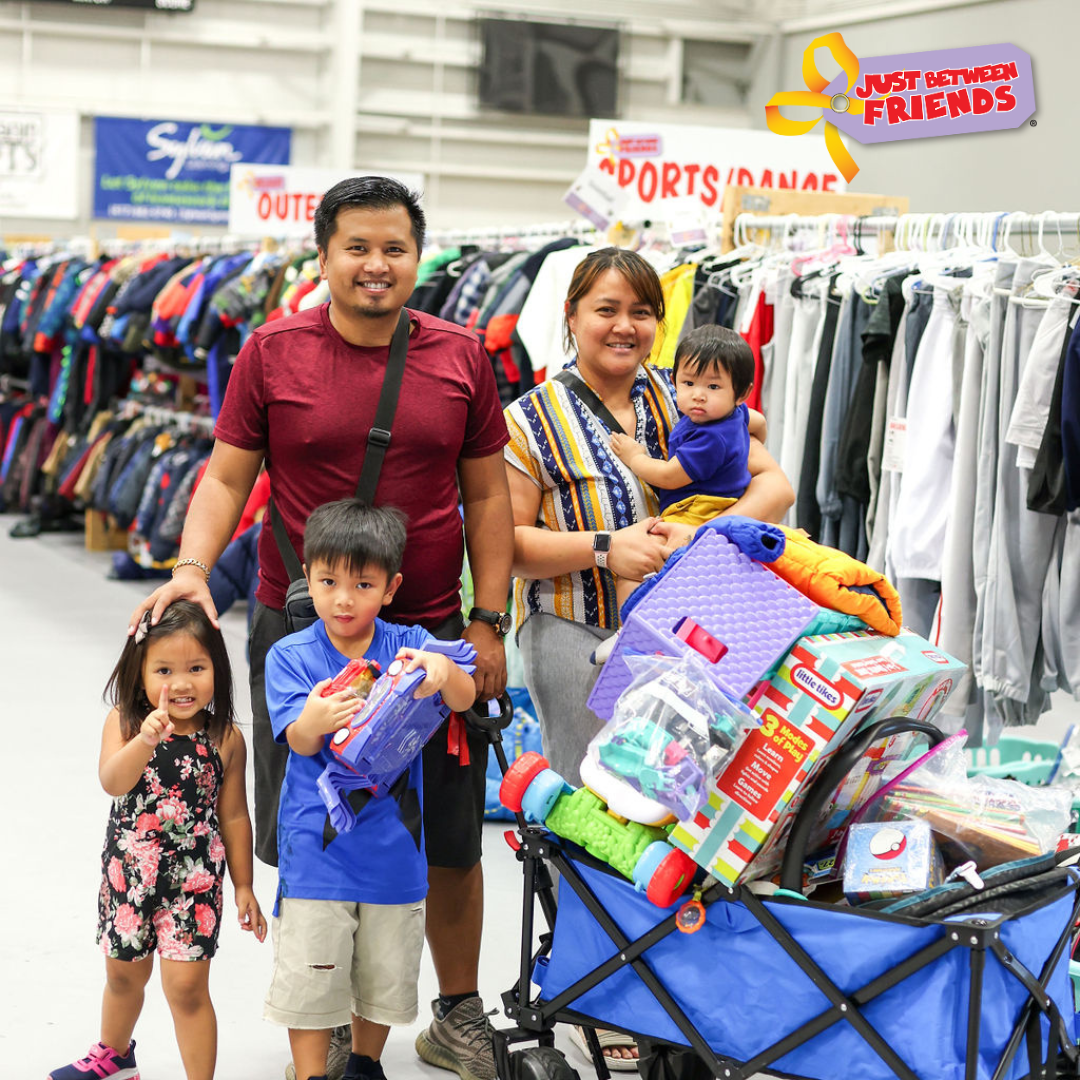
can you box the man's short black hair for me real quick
[314,175,426,254]
[303,499,408,580]
[672,324,755,402]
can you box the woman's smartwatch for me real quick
[592,531,612,569]
[468,606,512,637]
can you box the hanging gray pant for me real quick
[980,259,1061,728]
[971,259,1017,691]
[817,293,871,555]
[518,612,614,784]
[938,282,991,719]
[1057,513,1080,697]
[765,267,795,460]
[866,303,910,570]
[780,286,828,516]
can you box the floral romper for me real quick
[97,728,225,962]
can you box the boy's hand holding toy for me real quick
[396,647,460,700]
[139,685,176,746]
[304,680,364,737]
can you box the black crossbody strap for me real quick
[356,308,411,505]
[553,369,626,436]
[269,497,304,583]
[268,308,412,583]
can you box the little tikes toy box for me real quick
[668,629,965,886]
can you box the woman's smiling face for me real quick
[566,268,658,382]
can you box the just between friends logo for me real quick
[766,33,1036,181]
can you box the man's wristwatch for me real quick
[592,531,613,569]
[468,606,512,638]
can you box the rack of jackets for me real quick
[719,208,1080,744]
[0,242,318,531]
[409,223,716,406]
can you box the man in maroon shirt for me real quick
[130,177,513,1080]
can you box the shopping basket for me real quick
[489,715,1080,1080]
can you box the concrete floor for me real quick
[0,528,547,1080]
[3,526,1078,1080]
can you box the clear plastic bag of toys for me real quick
[586,652,759,822]
[857,732,1074,869]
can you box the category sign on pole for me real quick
[94,116,291,225]
[579,119,846,225]
[228,165,425,239]
[0,109,79,221]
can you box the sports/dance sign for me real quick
[579,119,844,225]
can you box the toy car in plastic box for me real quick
[317,639,476,834]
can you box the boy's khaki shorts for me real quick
[264,897,426,1029]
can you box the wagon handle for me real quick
[779,717,947,895]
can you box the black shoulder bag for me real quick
[553,368,626,435]
[269,309,411,633]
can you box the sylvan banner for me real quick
[94,116,291,224]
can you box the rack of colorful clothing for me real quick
[719,208,1080,747]
[0,238,318,538]
[411,219,738,407]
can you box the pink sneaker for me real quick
[48,1040,139,1079]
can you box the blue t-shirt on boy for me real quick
[265,617,434,909]
[656,402,752,515]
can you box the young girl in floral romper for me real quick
[50,601,267,1080]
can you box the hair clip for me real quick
[134,612,151,645]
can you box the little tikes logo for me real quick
[767,33,1035,181]
[790,665,843,710]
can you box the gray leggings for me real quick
[518,613,615,784]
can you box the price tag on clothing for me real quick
[563,167,627,231]
[881,417,907,473]
[667,203,709,249]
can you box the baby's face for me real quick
[675,360,741,424]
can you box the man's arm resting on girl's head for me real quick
[217,728,267,941]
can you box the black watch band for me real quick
[468,606,512,637]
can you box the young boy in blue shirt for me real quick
[262,498,476,1080]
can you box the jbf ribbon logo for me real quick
[767,35,1035,181]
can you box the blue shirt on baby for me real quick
[656,403,751,515]
[265,617,434,909]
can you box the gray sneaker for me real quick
[415,997,497,1080]
[285,1023,351,1080]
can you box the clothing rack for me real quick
[120,399,215,435]
[734,210,1080,260]
[428,219,604,250]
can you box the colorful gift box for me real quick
[668,629,965,886]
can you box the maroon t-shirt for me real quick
[214,304,509,626]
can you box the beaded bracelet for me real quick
[172,558,212,582]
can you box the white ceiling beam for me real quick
[0,15,331,51]
[779,0,1003,32]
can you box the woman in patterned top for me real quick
[504,247,794,784]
